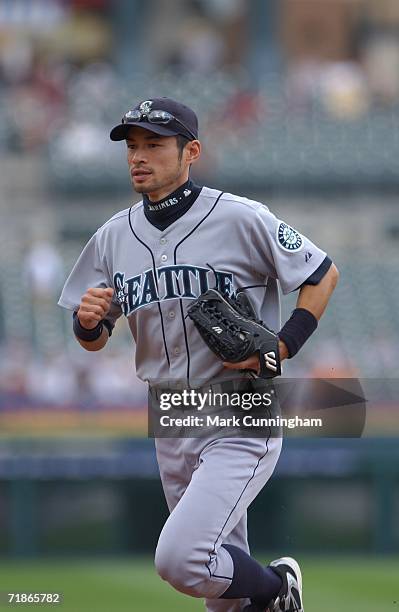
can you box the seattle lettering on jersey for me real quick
[114,265,234,316]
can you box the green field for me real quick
[0,556,398,611]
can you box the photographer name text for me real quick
[159,415,323,429]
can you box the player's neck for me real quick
[142,178,202,231]
[146,176,190,203]
[144,178,190,205]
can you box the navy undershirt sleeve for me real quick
[299,255,332,288]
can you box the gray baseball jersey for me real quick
[58,186,326,612]
[58,187,326,385]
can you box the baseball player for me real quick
[58,97,339,612]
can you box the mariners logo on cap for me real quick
[139,100,153,115]
[277,222,303,252]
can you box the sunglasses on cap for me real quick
[122,109,197,140]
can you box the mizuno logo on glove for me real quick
[187,288,281,379]
[264,351,278,372]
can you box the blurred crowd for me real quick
[0,237,146,408]
[1,51,399,156]
[1,0,399,157]
[0,339,147,408]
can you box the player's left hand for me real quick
[223,340,289,374]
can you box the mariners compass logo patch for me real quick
[277,222,303,252]
[139,100,153,115]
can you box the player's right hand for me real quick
[77,287,114,330]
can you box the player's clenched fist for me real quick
[77,287,114,329]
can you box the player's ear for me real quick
[185,140,201,165]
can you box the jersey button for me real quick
[169,311,175,319]
[174,347,180,355]
[160,238,167,245]
[161,254,168,262]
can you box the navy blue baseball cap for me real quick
[110,97,199,141]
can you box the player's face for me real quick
[126,127,200,201]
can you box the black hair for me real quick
[176,134,191,160]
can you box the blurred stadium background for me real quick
[0,1,398,610]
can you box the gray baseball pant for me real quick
[154,435,282,612]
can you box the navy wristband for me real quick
[278,308,318,358]
[73,311,104,342]
[102,318,114,337]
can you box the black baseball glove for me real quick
[187,288,281,379]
